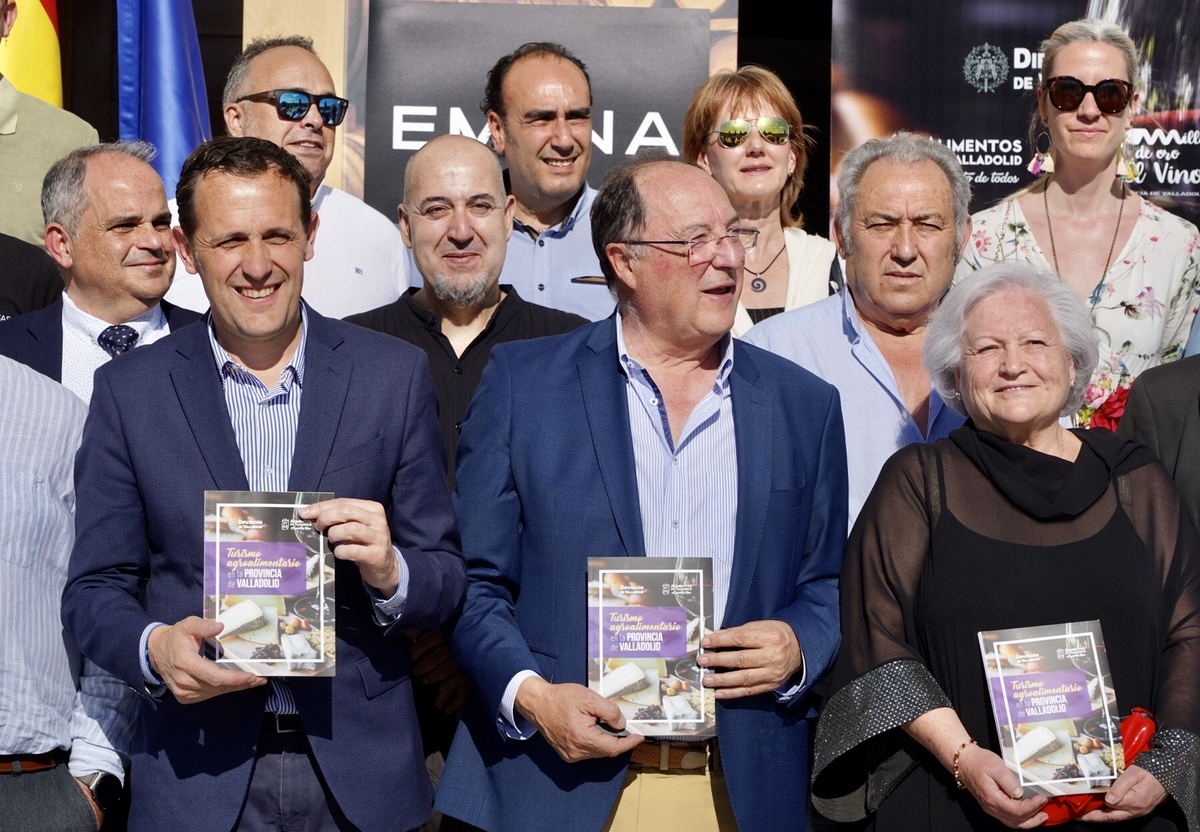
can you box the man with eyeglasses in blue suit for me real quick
[164,36,410,320]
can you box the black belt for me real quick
[261,713,305,735]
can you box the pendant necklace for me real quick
[744,243,786,293]
[1043,178,1126,304]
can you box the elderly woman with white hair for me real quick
[810,261,1200,831]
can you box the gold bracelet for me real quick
[953,738,978,789]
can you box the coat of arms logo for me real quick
[964,43,1009,93]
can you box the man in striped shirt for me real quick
[62,137,464,832]
[0,354,128,830]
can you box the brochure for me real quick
[978,621,1123,795]
[587,557,715,740]
[204,491,335,677]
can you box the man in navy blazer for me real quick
[61,137,465,832]
[436,154,848,831]
[0,141,200,401]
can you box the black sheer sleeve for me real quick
[812,445,951,820]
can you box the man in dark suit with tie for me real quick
[0,141,199,403]
[61,136,465,832]
[1118,357,1200,530]
[436,153,848,831]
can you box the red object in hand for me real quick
[1041,707,1156,825]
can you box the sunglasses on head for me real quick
[710,117,791,148]
[1044,76,1134,115]
[238,89,350,127]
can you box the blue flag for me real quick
[117,0,211,197]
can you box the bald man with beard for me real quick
[347,136,584,784]
[348,135,586,485]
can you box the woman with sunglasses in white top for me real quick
[957,19,1200,429]
[683,66,840,337]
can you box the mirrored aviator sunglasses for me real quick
[713,116,791,148]
[1044,76,1133,115]
[239,89,350,127]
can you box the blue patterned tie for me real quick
[98,324,138,357]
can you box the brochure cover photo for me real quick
[204,491,335,677]
[978,620,1123,796]
[587,557,716,740]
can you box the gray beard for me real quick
[428,268,493,309]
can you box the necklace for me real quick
[1043,178,1126,288]
[744,243,786,293]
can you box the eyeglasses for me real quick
[709,117,791,149]
[1043,76,1134,115]
[237,89,350,127]
[623,228,759,265]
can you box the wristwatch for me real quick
[80,771,123,813]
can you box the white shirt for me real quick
[61,293,170,404]
[165,184,409,320]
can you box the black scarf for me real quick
[950,422,1157,521]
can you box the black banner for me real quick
[363,2,710,218]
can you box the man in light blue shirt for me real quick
[746,133,973,528]
[481,42,614,321]
[0,354,131,830]
[438,153,847,832]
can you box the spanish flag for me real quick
[0,0,63,107]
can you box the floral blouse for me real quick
[955,197,1200,427]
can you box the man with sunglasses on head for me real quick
[746,132,972,530]
[436,151,847,832]
[480,42,613,321]
[165,35,409,320]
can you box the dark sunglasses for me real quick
[238,89,350,127]
[710,117,791,148]
[1044,76,1134,115]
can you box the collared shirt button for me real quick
[538,284,545,291]
[672,456,679,465]
[671,520,679,529]
[649,397,658,406]
[538,239,545,247]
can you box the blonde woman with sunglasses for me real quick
[956,19,1200,429]
[683,66,840,337]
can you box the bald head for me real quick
[403,135,505,205]
[399,135,515,310]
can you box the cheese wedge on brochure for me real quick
[218,600,266,639]
[237,608,280,645]
[599,662,648,699]
[1014,725,1061,764]
[1036,730,1077,766]
[620,671,660,706]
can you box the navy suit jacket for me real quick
[61,308,465,832]
[0,298,201,381]
[1119,355,1200,531]
[435,319,848,832]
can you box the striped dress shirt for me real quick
[0,355,128,779]
[209,314,308,715]
[615,318,738,629]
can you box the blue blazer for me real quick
[61,307,465,832]
[0,298,201,381]
[436,319,848,832]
